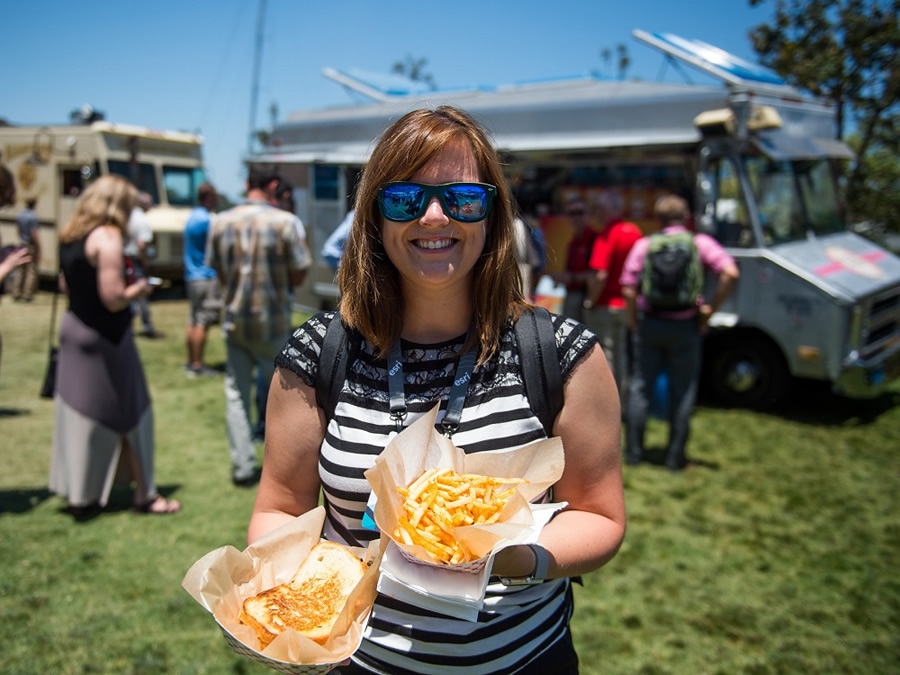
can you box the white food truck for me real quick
[0,109,207,280]
[248,30,900,407]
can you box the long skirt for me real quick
[49,311,154,508]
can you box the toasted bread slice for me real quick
[239,541,368,649]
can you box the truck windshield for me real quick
[107,160,159,205]
[744,157,843,244]
[163,166,207,207]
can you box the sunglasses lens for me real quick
[381,184,425,221]
[444,185,488,222]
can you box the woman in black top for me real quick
[50,175,180,515]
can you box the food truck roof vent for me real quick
[694,108,736,136]
[695,105,782,137]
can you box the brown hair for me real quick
[0,163,15,208]
[197,181,217,204]
[654,194,690,226]
[59,175,138,244]
[337,105,525,363]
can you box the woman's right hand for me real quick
[129,277,152,300]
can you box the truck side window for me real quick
[314,166,339,200]
[711,158,752,247]
[61,169,84,197]
[746,158,805,244]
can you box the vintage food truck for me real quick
[0,108,207,279]
[247,30,900,407]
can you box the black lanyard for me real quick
[387,336,477,437]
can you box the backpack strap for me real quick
[316,311,358,420]
[319,308,564,435]
[515,306,563,436]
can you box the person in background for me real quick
[49,175,180,515]
[262,173,282,206]
[583,191,643,399]
[248,106,625,673]
[551,194,596,323]
[207,168,311,487]
[0,246,31,285]
[524,213,548,297]
[125,192,160,338]
[251,178,300,441]
[183,181,222,377]
[321,209,354,274]
[274,181,296,213]
[620,194,739,470]
[0,163,14,207]
[12,196,41,302]
[0,246,32,380]
[513,215,542,300]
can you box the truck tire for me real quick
[702,332,789,410]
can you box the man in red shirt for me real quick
[584,192,642,398]
[551,195,596,323]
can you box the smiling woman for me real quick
[250,105,625,674]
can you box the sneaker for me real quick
[185,364,220,378]
[232,469,261,488]
[139,327,163,339]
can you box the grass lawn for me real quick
[1,290,898,674]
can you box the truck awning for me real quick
[252,147,372,165]
[754,130,855,161]
[252,126,704,165]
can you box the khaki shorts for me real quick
[187,278,223,327]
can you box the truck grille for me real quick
[859,286,900,360]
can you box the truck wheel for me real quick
[703,334,789,409]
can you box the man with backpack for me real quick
[619,194,739,471]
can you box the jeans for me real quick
[584,305,629,401]
[129,258,154,331]
[12,243,39,301]
[625,315,701,469]
[223,332,282,481]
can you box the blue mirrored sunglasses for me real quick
[377,182,497,223]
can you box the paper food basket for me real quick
[182,506,383,674]
[364,404,565,575]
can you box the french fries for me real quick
[393,468,528,565]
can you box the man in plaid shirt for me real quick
[207,169,311,486]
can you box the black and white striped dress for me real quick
[276,311,598,674]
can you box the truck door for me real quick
[697,150,791,408]
[37,165,88,276]
[49,166,89,274]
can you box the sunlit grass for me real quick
[1,290,898,674]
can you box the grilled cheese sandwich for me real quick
[239,541,367,648]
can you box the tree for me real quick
[748,0,900,232]
[391,55,437,90]
[594,44,631,80]
[847,124,900,245]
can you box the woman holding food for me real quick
[49,175,180,515]
[249,106,625,673]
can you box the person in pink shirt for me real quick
[584,192,643,398]
[620,194,739,470]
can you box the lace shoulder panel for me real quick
[274,311,334,389]
[550,313,599,384]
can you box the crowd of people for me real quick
[0,102,741,671]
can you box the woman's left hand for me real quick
[537,344,626,578]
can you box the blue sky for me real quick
[2,0,774,200]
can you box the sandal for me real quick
[133,495,182,514]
